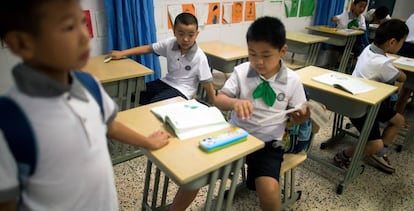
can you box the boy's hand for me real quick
[288,103,310,124]
[234,100,253,120]
[108,50,124,60]
[147,130,171,150]
[331,16,339,23]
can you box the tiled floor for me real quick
[114,103,414,211]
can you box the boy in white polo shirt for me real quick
[334,19,409,174]
[0,1,170,210]
[109,13,216,105]
[168,16,310,211]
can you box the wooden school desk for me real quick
[115,97,264,211]
[82,55,153,110]
[198,40,248,73]
[286,31,329,68]
[305,26,364,73]
[296,66,397,194]
[391,55,414,151]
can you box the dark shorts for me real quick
[139,79,187,105]
[350,99,396,140]
[246,140,284,191]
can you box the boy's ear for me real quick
[4,32,35,59]
[280,44,288,57]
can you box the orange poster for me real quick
[232,2,243,23]
[168,4,196,29]
[207,3,221,25]
[245,1,256,21]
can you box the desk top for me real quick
[306,25,364,36]
[387,54,414,72]
[286,31,329,44]
[116,97,264,185]
[198,40,248,61]
[297,66,397,105]
[82,55,153,83]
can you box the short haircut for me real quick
[0,0,54,40]
[374,6,390,20]
[353,0,368,5]
[374,19,409,45]
[246,16,286,50]
[174,13,198,30]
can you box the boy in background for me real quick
[0,1,170,210]
[335,19,409,174]
[364,6,391,25]
[331,0,368,57]
[168,16,310,211]
[108,13,216,105]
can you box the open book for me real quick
[393,57,414,68]
[151,99,229,140]
[312,73,375,95]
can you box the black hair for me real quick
[374,19,409,45]
[353,0,368,5]
[174,13,198,30]
[374,6,390,20]
[246,16,286,50]
[0,0,55,40]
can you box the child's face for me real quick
[352,1,367,16]
[25,1,90,73]
[247,41,287,79]
[173,23,199,53]
[388,35,407,54]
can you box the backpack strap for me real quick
[0,97,38,179]
[73,71,104,117]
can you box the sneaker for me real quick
[334,151,351,169]
[366,154,395,174]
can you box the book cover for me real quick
[393,57,414,68]
[312,73,375,95]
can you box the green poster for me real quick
[299,0,315,17]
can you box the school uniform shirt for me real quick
[335,11,367,30]
[352,44,400,84]
[220,61,307,142]
[0,63,119,211]
[152,37,213,99]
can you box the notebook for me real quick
[312,73,375,95]
[151,99,229,140]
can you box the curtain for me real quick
[313,0,345,27]
[105,0,161,81]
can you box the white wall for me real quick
[393,0,414,19]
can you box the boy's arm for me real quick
[331,16,339,23]
[396,70,407,83]
[107,120,170,150]
[0,200,17,211]
[109,45,153,60]
[202,81,216,104]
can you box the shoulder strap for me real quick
[73,71,104,117]
[0,97,38,178]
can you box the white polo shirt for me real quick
[0,63,119,210]
[352,44,400,84]
[335,11,366,30]
[152,37,212,99]
[220,61,307,142]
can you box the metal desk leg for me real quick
[338,36,356,73]
[134,77,146,108]
[337,104,380,194]
[118,80,127,110]
[306,43,321,66]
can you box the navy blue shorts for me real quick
[246,140,284,191]
[139,79,187,105]
[350,99,396,140]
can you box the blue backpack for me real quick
[0,71,103,182]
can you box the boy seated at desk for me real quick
[108,13,216,105]
[331,0,368,61]
[168,16,310,211]
[334,19,409,174]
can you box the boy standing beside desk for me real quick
[334,19,409,174]
[108,13,216,105]
[0,1,170,210]
[169,17,310,211]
